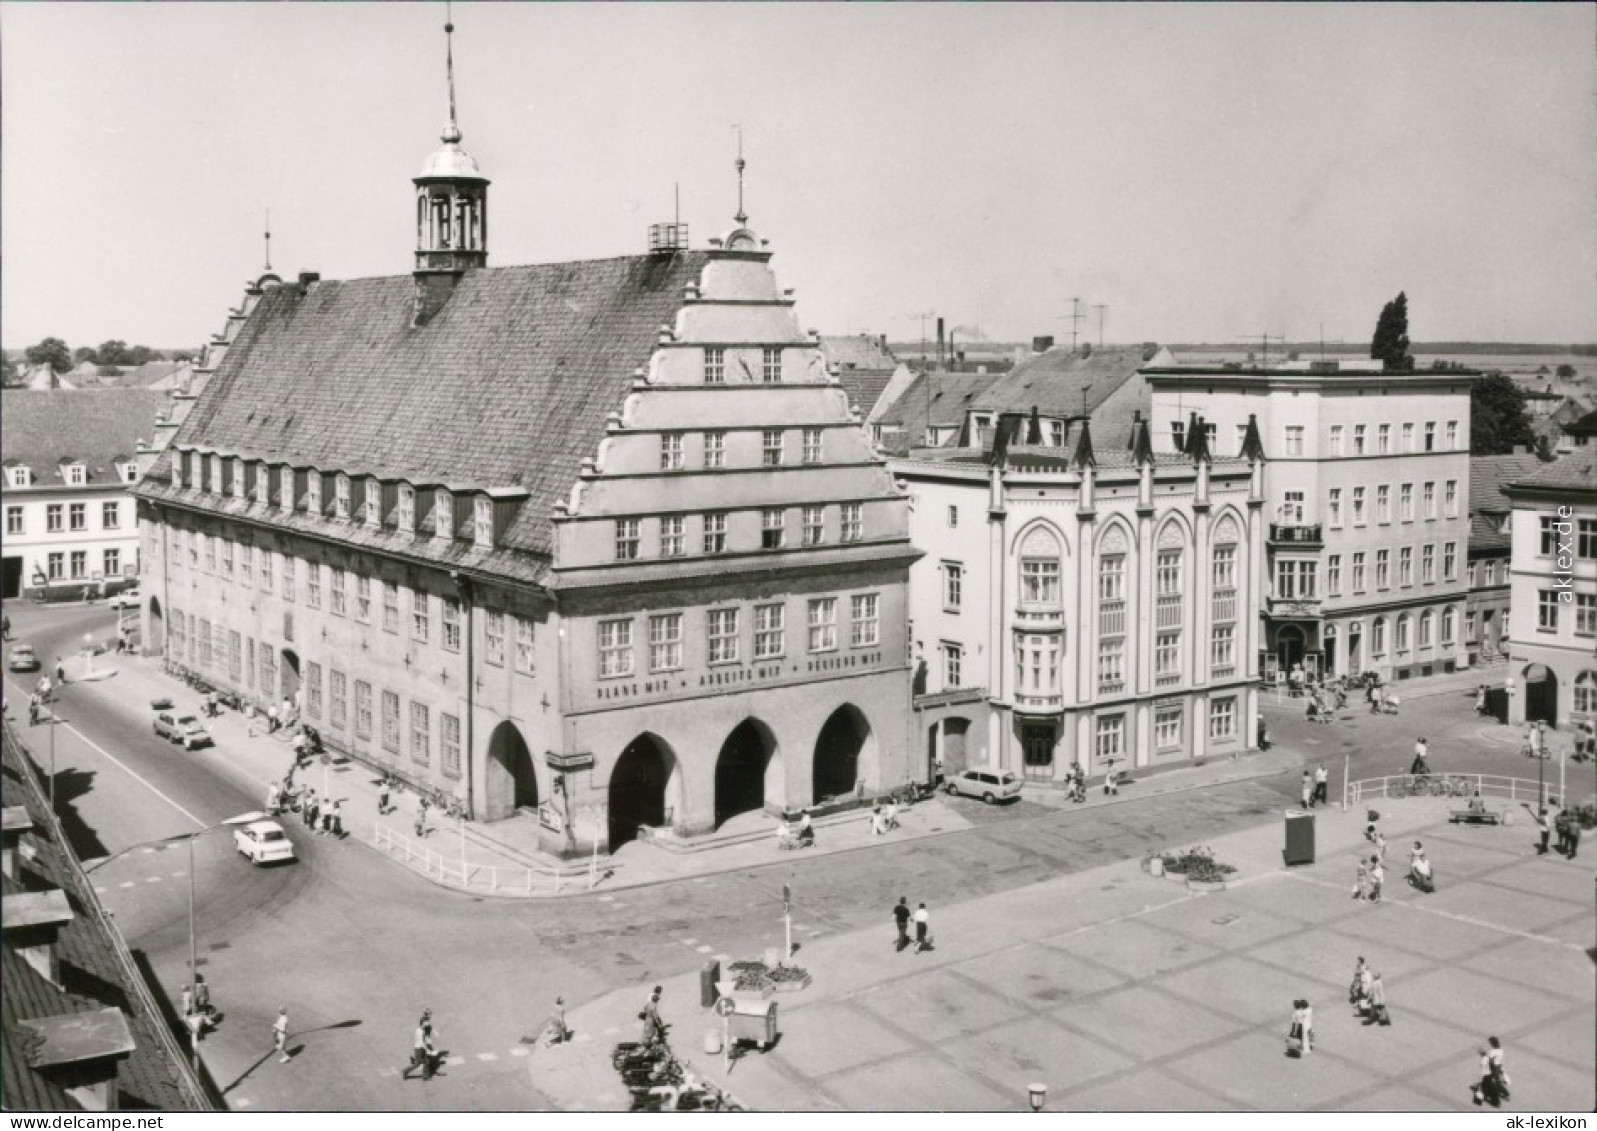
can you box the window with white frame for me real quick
[1398,546,1413,586]
[365,477,381,525]
[474,496,493,546]
[381,581,399,633]
[330,567,347,616]
[103,500,121,529]
[1465,609,1477,642]
[1400,483,1413,521]
[409,589,429,641]
[1212,544,1237,590]
[1423,481,1435,519]
[660,515,685,557]
[762,429,784,466]
[47,552,63,580]
[840,503,863,542]
[661,432,684,471]
[851,593,880,647]
[704,431,726,468]
[335,476,351,518]
[1537,590,1559,632]
[440,712,461,778]
[5,506,21,536]
[803,505,825,546]
[1284,425,1304,456]
[1352,551,1366,592]
[1378,424,1394,453]
[1446,420,1459,448]
[1396,613,1411,652]
[762,347,781,383]
[1096,714,1125,763]
[808,597,837,652]
[1372,616,1386,656]
[943,562,963,611]
[355,681,373,741]
[1443,541,1457,580]
[381,690,401,753]
[649,613,683,671]
[615,518,640,561]
[410,701,431,766]
[306,474,323,515]
[259,548,273,591]
[703,512,728,554]
[1211,623,1235,672]
[1275,560,1317,599]
[1419,610,1433,648]
[1575,594,1596,637]
[1424,421,1436,451]
[6,467,29,488]
[278,552,294,600]
[69,550,87,580]
[1376,549,1390,589]
[1441,607,1456,645]
[220,540,234,581]
[1281,491,1305,524]
[398,484,414,531]
[442,598,461,652]
[1402,422,1415,452]
[1208,697,1236,740]
[1578,520,1596,559]
[1421,544,1435,584]
[599,618,635,676]
[1352,487,1366,525]
[1155,705,1183,749]
[1098,637,1125,694]
[1539,516,1560,555]
[484,610,505,665]
[1444,479,1458,517]
[947,505,959,528]
[104,548,121,577]
[514,617,536,673]
[304,660,322,718]
[708,608,739,664]
[1327,554,1341,595]
[434,490,453,538]
[68,503,86,531]
[1329,424,1343,456]
[942,642,963,688]
[803,428,823,464]
[354,574,370,623]
[1354,424,1367,454]
[1328,488,1342,527]
[704,347,725,384]
[761,508,785,550]
[754,603,785,659]
[1155,632,1180,680]
[1021,558,1060,605]
[1575,671,1597,714]
[1376,485,1390,523]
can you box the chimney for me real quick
[2,806,35,880]
[936,317,945,367]
[19,1008,137,1112]
[3,889,75,986]
[296,270,320,294]
[1032,335,1054,354]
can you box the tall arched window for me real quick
[1019,527,1062,607]
[1372,616,1387,657]
[1396,613,1411,653]
[1419,610,1433,648]
[1573,671,1597,715]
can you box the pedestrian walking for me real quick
[1568,819,1582,860]
[1364,972,1390,1026]
[302,788,318,830]
[913,902,931,953]
[1300,771,1314,809]
[1534,806,1551,855]
[1475,685,1488,716]
[415,795,430,839]
[266,780,281,816]
[272,1007,290,1063]
[1286,999,1310,1056]
[1373,830,1387,865]
[640,986,667,1046]
[543,996,572,1046]
[267,704,279,733]
[892,896,911,952]
[1472,1038,1510,1106]
[1409,736,1431,777]
[378,778,392,816]
[1353,859,1370,901]
[1313,764,1329,806]
[1367,856,1384,902]
[281,696,293,727]
[330,799,344,839]
[54,658,66,685]
[194,973,212,1024]
[319,801,334,836]
[2,613,9,640]
[28,693,40,727]
[1554,810,1571,856]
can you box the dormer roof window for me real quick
[64,462,86,487]
[434,488,453,541]
[256,461,272,506]
[209,454,224,494]
[6,466,31,489]
[232,459,247,498]
[279,467,295,513]
[335,474,351,520]
[120,462,138,484]
[397,484,415,534]
[365,477,382,527]
[306,472,323,515]
[474,496,493,548]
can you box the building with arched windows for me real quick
[894,394,1266,782]
[131,24,918,856]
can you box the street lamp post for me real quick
[1028,1083,1048,1112]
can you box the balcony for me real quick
[1269,523,1323,546]
[1014,691,1064,715]
[1266,592,1322,616]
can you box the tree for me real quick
[1369,292,1414,371]
[170,349,195,363]
[1556,363,1577,379]
[95,339,132,366]
[73,346,98,365]
[1469,371,1538,455]
[24,337,72,373]
[125,345,157,366]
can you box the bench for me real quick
[1449,808,1504,825]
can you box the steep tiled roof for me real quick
[143,254,710,568]
[1562,408,1597,436]
[835,369,897,421]
[971,345,1160,415]
[1504,447,1597,495]
[874,371,1002,430]
[1469,453,1543,515]
[0,390,168,483]
[819,334,897,373]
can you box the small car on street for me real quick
[107,587,141,610]
[7,643,41,673]
[153,710,212,750]
[233,819,296,866]
[944,766,1025,804]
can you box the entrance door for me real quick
[1021,723,1054,781]
[279,648,301,706]
[1524,665,1559,726]
[1347,631,1363,675]
[608,735,673,850]
[942,718,970,778]
[2,557,21,599]
[813,706,870,804]
[485,721,538,821]
[1276,624,1306,675]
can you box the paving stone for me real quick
[1067,1066,1228,1112]
[1410,1041,1596,1113]
[1223,872,1370,924]
[1412,882,1580,933]
[773,1001,916,1078]
[1397,965,1570,1033]
[1512,1007,1597,1075]
[1049,984,1245,1060]
[1326,899,1507,960]
[852,968,1029,1045]
[1135,893,1305,949]
[1333,1082,1465,1111]
[1477,856,1597,902]
[1150,954,1323,1026]
[1043,916,1222,979]
[960,1015,1135,1090]
[819,1058,1015,1112]
[1460,935,1597,998]
[1165,1029,1373,1110]
[952,942,1128,1007]
[1308,1004,1478,1076]
[1246,924,1435,989]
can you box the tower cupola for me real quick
[414,15,488,287]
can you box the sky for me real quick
[3,2,1595,352]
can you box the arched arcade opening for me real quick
[608,734,677,851]
[812,704,874,805]
[714,719,776,828]
[484,720,539,822]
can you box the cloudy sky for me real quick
[3,3,1594,351]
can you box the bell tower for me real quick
[413,13,488,321]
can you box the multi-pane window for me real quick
[1575,593,1597,636]
[306,475,323,516]
[1351,487,1366,525]
[335,476,351,519]
[280,554,295,600]
[410,589,429,641]
[1399,547,1413,586]
[442,598,461,652]
[1209,697,1236,740]
[943,562,963,611]
[761,508,785,550]
[410,702,431,766]
[1578,520,1597,559]
[381,690,401,753]
[1376,549,1390,589]
[661,433,684,471]
[1275,560,1317,599]
[1211,624,1235,672]
[1157,550,1182,594]
[202,535,215,574]
[220,541,234,581]
[1212,545,1237,590]
[1537,590,1559,632]
[1099,555,1125,602]
[1352,551,1366,592]
[355,575,370,623]
[1421,544,1435,584]
[807,598,837,652]
[485,611,505,666]
[67,503,86,531]
[649,613,683,671]
[708,608,739,663]
[1377,485,1391,523]
[475,496,493,546]
[840,503,863,542]
[1485,560,1498,585]
[1096,714,1125,763]
[1446,420,1459,449]
[803,506,825,546]
[703,512,728,554]
[599,618,635,676]
[1155,706,1183,749]
[851,593,880,647]
[305,660,323,719]
[1372,617,1387,657]
[1466,610,1477,642]
[381,582,399,632]
[1328,488,1342,527]
[514,617,536,674]
[1419,611,1433,648]
[1402,422,1415,452]
[260,549,274,593]
[1021,558,1060,605]
[330,568,347,616]
[947,506,959,528]
[703,347,725,384]
[1327,554,1341,595]
[397,485,415,532]
[4,507,21,536]
[441,713,462,779]
[1443,542,1457,580]
[615,518,641,561]
[237,546,251,588]
[1400,483,1413,521]
[762,347,781,383]
[943,642,963,688]
[1441,608,1456,646]
[1354,424,1367,454]
[1284,425,1304,456]
[1444,480,1458,517]
[1423,481,1436,519]
[1098,638,1125,693]
[307,562,325,608]
[1155,632,1180,680]
[704,431,726,468]
[803,428,823,464]
[660,516,685,558]
[69,550,87,579]
[1281,491,1305,524]
[1539,516,1561,555]
[762,429,784,466]
[1396,614,1411,652]
[104,548,121,577]
[356,681,373,741]
[1329,424,1343,456]
[329,670,347,731]
[1424,422,1436,452]
[102,500,120,529]
[754,603,785,659]
[47,553,63,580]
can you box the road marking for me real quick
[510,1046,530,1058]
[476,1052,498,1062]
[119,881,135,889]
[446,1056,466,1066]
[146,876,162,883]
[694,945,713,954]
[681,937,698,946]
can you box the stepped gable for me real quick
[154,251,710,564]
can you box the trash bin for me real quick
[699,959,721,1008]
[1284,808,1315,865]
[728,999,778,1050]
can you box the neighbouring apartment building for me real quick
[133,46,918,855]
[1145,361,1474,684]
[893,343,1266,783]
[1504,449,1597,730]
[1,389,167,600]
[1465,450,1543,667]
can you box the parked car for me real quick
[107,587,141,610]
[233,819,296,866]
[7,643,40,673]
[153,710,212,750]
[944,766,1024,804]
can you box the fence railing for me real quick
[1347,772,1565,810]
[372,823,614,896]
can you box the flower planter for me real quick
[1186,877,1228,893]
[770,972,812,994]
[732,977,775,999]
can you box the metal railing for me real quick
[372,824,615,896]
[1347,772,1564,809]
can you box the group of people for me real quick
[180,974,217,1042]
[402,1009,442,1081]
[890,896,933,953]
[265,778,346,837]
[774,812,814,849]
[1532,805,1583,859]
[1347,958,1391,1025]
[1298,765,1330,809]
[869,803,900,836]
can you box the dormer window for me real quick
[306,473,323,515]
[335,475,351,520]
[474,496,493,548]
[256,462,271,506]
[366,477,382,527]
[63,462,86,487]
[210,455,224,493]
[279,467,295,512]
[6,466,31,488]
[398,484,415,533]
[434,489,453,540]
[232,460,246,498]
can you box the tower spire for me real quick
[733,125,747,225]
[442,3,460,143]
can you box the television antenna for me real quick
[1092,304,1107,350]
[1058,298,1087,353]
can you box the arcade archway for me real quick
[608,734,676,850]
[1523,664,1558,726]
[812,705,873,804]
[714,719,776,828]
[484,720,539,822]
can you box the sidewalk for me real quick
[533,794,1595,1112]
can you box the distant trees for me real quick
[24,337,72,373]
[1470,371,1538,455]
[1556,363,1577,379]
[1370,292,1415,371]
